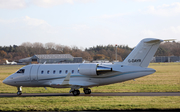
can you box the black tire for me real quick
[84,89,89,94]
[84,89,91,94]
[73,90,80,96]
[88,89,91,94]
[17,91,22,96]
[77,90,80,95]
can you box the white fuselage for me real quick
[3,63,155,88]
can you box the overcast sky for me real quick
[0,0,180,49]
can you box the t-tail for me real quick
[123,38,163,67]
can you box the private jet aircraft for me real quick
[3,38,163,96]
[6,60,17,65]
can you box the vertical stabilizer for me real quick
[123,38,163,67]
[6,60,9,64]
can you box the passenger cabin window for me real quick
[41,71,44,74]
[47,70,50,74]
[65,70,68,74]
[17,69,25,73]
[59,70,62,74]
[72,70,74,74]
[53,70,56,74]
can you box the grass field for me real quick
[0,63,180,111]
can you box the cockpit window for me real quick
[17,69,25,73]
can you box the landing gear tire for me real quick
[84,89,91,94]
[17,91,22,96]
[72,90,80,96]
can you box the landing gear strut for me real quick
[83,88,91,94]
[17,86,22,96]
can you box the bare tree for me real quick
[55,44,63,53]
[45,42,56,50]
[32,42,44,54]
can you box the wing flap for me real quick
[51,81,98,88]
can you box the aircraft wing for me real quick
[51,81,98,88]
[50,73,98,88]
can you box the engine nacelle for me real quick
[79,64,112,76]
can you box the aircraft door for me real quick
[24,65,32,81]
[30,65,40,81]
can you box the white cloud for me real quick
[170,26,180,34]
[0,16,58,34]
[0,0,26,9]
[141,26,180,41]
[121,0,156,2]
[23,16,49,27]
[93,13,130,19]
[22,16,59,34]
[0,0,95,9]
[140,30,155,37]
[142,2,180,16]
[133,0,156,2]
[0,16,49,27]
[31,0,73,8]
[72,24,89,31]
[0,18,17,24]
[32,0,95,8]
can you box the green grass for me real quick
[0,63,180,111]
[0,96,180,111]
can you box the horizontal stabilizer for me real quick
[144,39,163,43]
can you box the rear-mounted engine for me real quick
[78,64,112,76]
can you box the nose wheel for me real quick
[17,86,22,96]
[17,91,22,96]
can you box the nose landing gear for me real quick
[17,91,22,96]
[17,86,22,96]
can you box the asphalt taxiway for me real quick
[0,92,179,97]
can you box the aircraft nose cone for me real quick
[3,78,9,85]
[3,77,12,85]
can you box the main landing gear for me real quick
[83,88,91,94]
[72,90,80,96]
[17,86,22,96]
[70,88,91,96]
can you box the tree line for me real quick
[0,41,180,64]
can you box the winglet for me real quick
[62,73,71,85]
[163,39,176,42]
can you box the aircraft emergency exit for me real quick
[3,38,163,96]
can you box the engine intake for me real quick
[79,64,112,76]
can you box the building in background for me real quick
[92,60,110,63]
[19,54,82,64]
[152,56,180,62]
